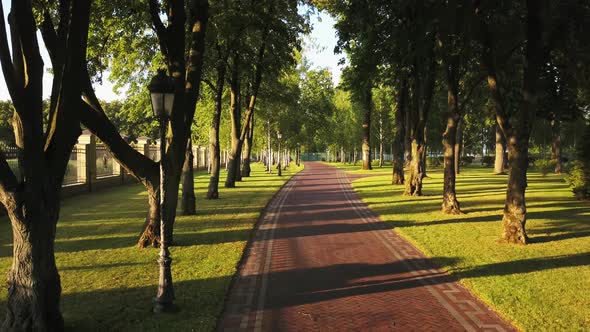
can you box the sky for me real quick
[0,2,342,101]
[303,12,345,87]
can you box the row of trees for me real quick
[0,0,311,329]
[312,0,590,245]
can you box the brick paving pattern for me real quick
[218,162,516,332]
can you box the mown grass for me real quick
[0,162,303,331]
[327,162,589,331]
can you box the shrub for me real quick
[566,124,590,200]
[566,161,589,200]
[534,158,557,176]
[528,155,537,167]
[461,155,474,166]
[481,155,494,167]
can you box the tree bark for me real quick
[137,186,161,247]
[494,124,507,174]
[392,77,407,185]
[403,99,412,167]
[207,62,225,198]
[3,207,63,332]
[454,117,463,175]
[181,139,196,215]
[404,139,426,196]
[361,85,373,170]
[225,55,241,188]
[0,0,92,328]
[551,116,562,174]
[441,83,461,214]
[241,113,254,177]
[477,0,545,244]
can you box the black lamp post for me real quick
[277,132,282,176]
[148,69,176,313]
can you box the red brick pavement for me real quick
[218,162,516,332]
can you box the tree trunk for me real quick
[404,100,412,167]
[392,77,407,185]
[379,141,384,167]
[441,84,461,214]
[404,139,426,196]
[225,56,241,188]
[361,86,373,170]
[353,147,357,165]
[207,62,225,198]
[181,139,196,215]
[551,116,562,174]
[241,114,254,177]
[478,0,544,244]
[494,124,506,174]
[454,117,463,175]
[421,125,428,177]
[501,132,529,244]
[2,202,63,331]
[138,186,161,247]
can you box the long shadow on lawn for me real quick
[454,252,590,279]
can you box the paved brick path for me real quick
[219,162,515,331]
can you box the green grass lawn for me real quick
[0,162,303,331]
[327,162,589,332]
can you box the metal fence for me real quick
[148,145,160,162]
[95,144,116,178]
[1,143,19,178]
[64,147,84,185]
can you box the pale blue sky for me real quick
[0,1,341,101]
[303,12,344,86]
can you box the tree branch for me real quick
[0,2,20,105]
[148,0,169,59]
[202,78,216,92]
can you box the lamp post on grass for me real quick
[148,69,176,313]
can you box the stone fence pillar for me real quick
[77,131,95,191]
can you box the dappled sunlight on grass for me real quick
[328,162,590,331]
[0,162,303,331]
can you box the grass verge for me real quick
[327,162,589,331]
[0,162,303,331]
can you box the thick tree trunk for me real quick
[494,124,506,174]
[501,133,529,244]
[181,139,196,215]
[454,117,463,175]
[480,0,543,245]
[404,139,425,196]
[2,203,63,332]
[207,64,225,199]
[421,125,428,177]
[551,116,562,174]
[404,102,412,167]
[138,186,161,247]
[441,90,461,214]
[392,77,407,185]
